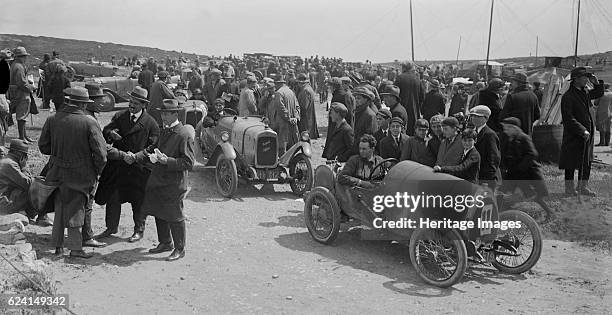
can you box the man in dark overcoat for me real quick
[559,67,604,196]
[500,73,540,135]
[352,87,378,153]
[270,74,300,155]
[137,99,195,261]
[380,85,408,128]
[379,117,408,160]
[137,64,154,96]
[296,73,320,139]
[39,87,107,258]
[421,79,445,122]
[148,71,175,126]
[322,103,354,162]
[96,87,160,242]
[395,62,425,135]
[474,78,505,133]
[469,105,501,190]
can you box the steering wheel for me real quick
[222,108,237,116]
[368,158,398,181]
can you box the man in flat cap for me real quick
[352,86,378,153]
[500,73,540,136]
[472,78,505,133]
[322,102,354,162]
[8,47,35,143]
[136,98,195,261]
[380,85,408,129]
[421,79,446,122]
[330,77,355,128]
[378,117,407,160]
[401,119,435,167]
[500,117,554,220]
[96,86,160,242]
[559,67,604,197]
[373,108,392,155]
[0,139,35,217]
[270,74,300,155]
[469,105,501,189]
[238,75,258,116]
[39,86,107,258]
[296,73,319,139]
[149,71,175,126]
[433,128,480,183]
[435,117,464,167]
[204,68,227,108]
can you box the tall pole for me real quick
[456,36,462,65]
[485,0,494,82]
[535,36,539,64]
[410,0,415,62]
[574,0,581,67]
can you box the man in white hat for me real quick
[469,105,501,190]
[39,86,107,258]
[8,47,35,143]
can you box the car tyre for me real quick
[409,228,467,288]
[289,153,314,196]
[215,154,238,198]
[491,210,542,274]
[304,187,341,244]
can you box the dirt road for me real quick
[6,100,611,314]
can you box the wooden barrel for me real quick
[532,124,563,164]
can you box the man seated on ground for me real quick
[322,102,354,162]
[0,139,52,225]
[338,134,385,189]
[400,118,435,166]
[379,117,407,160]
[202,98,229,128]
[433,129,480,183]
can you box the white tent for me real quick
[527,67,571,125]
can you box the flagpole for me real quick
[410,0,415,62]
[574,0,581,67]
[485,0,494,82]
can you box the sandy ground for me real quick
[2,98,612,314]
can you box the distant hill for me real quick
[0,34,208,66]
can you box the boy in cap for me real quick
[401,119,435,167]
[469,105,501,189]
[433,129,480,183]
[322,102,354,162]
[559,67,604,197]
[435,117,464,167]
[379,117,407,159]
[500,117,554,220]
[373,108,392,155]
[427,114,444,158]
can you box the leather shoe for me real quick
[35,215,53,227]
[128,232,143,243]
[166,249,185,261]
[149,243,174,254]
[69,250,93,259]
[96,228,118,239]
[54,247,64,256]
[82,239,107,248]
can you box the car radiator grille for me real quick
[257,136,277,166]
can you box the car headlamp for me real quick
[221,131,230,142]
[300,131,310,141]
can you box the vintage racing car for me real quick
[200,111,314,198]
[304,160,542,287]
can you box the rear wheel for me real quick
[304,187,341,244]
[409,228,467,288]
[289,153,313,196]
[492,210,542,274]
[215,154,238,198]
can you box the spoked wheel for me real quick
[289,153,314,196]
[492,210,542,274]
[215,154,238,198]
[409,228,467,288]
[304,187,340,244]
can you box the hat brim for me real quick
[129,92,150,103]
[64,96,94,103]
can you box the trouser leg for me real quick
[51,194,64,248]
[155,217,173,246]
[564,169,576,194]
[105,191,122,232]
[66,227,83,251]
[131,198,146,233]
[17,119,25,140]
[81,202,93,241]
[169,220,185,251]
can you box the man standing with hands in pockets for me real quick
[136,99,195,261]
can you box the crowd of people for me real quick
[0,44,610,260]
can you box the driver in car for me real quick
[201,98,228,128]
[337,134,384,189]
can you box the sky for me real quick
[2,0,612,63]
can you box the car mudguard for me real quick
[279,141,312,166]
